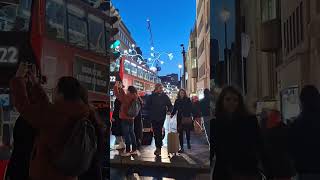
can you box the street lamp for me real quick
[178,64,183,88]
[181,44,186,89]
[220,8,231,85]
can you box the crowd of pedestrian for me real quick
[111,81,213,157]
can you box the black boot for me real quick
[187,142,191,149]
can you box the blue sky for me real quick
[112,0,196,76]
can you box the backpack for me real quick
[127,99,141,118]
[51,117,97,176]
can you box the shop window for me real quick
[300,2,304,41]
[293,12,296,48]
[198,39,204,58]
[261,0,277,22]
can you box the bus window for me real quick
[46,0,66,40]
[88,14,105,54]
[67,4,88,49]
[124,60,131,74]
[0,0,32,32]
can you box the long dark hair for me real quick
[215,86,248,118]
[177,89,187,100]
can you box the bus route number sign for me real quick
[0,47,18,64]
[110,76,116,82]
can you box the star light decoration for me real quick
[113,43,174,72]
[147,46,174,72]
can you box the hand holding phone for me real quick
[15,62,28,78]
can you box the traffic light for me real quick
[110,39,120,49]
[105,1,120,62]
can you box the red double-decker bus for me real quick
[0,0,110,155]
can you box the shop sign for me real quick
[73,56,108,93]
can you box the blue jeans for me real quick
[121,120,137,151]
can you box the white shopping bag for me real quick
[168,114,178,132]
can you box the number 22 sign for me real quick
[110,76,116,82]
[0,47,18,64]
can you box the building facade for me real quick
[196,0,211,98]
[240,0,320,117]
[240,0,280,113]
[186,23,198,96]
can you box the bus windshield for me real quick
[0,0,32,32]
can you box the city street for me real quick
[110,116,211,180]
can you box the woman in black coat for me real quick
[170,89,193,152]
[6,81,37,180]
[212,86,267,180]
[111,81,125,149]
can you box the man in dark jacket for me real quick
[289,85,320,180]
[145,83,173,156]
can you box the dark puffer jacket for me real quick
[145,92,173,122]
[289,110,320,174]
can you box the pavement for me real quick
[110,116,211,180]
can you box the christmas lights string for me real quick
[114,43,176,72]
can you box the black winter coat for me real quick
[111,98,122,136]
[192,101,202,118]
[171,97,193,130]
[145,92,173,122]
[200,97,211,117]
[212,114,266,179]
[262,123,296,178]
[6,116,37,180]
[289,110,320,174]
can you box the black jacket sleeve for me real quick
[166,94,173,113]
[171,99,179,116]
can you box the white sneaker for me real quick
[115,142,126,150]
